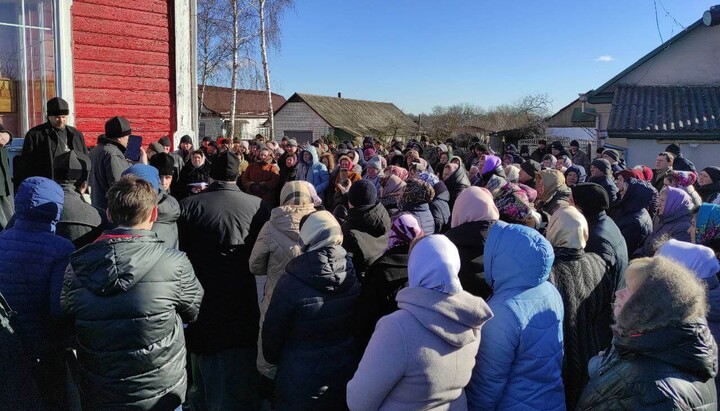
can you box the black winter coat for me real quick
[355,244,409,349]
[56,183,109,248]
[175,161,211,200]
[548,248,613,410]
[588,175,618,205]
[584,211,629,295]
[430,187,451,234]
[444,220,493,299]
[179,181,270,353]
[21,122,88,180]
[609,180,655,257]
[444,165,471,209]
[62,229,204,410]
[262,245,360,410]
[577,322,718,410]
[342,201,391,279]
[698,181,720,204]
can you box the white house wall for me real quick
[274,102,332,142]
[626,139,720,171]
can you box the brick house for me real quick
[199,85,285,140]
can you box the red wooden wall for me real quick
[71,0,176,148]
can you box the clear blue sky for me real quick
[267,0,717,114]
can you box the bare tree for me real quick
[256,0,292,140]
[197,0,230,110]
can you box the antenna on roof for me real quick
[338,92,342,98]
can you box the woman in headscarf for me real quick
[363,156,384,192]
[534,169,571,216]
[665,170,702,208]
[329,155,362,210]
[400,178,435,235]
[416,171,451,234]
[577,257,717,409]
[378,174,406,215]
[698,166,720,203]
[445,186,499,299]
[262,210,360,410]
[563,164,586,187]
[542,153,557,169]
[347,235,493,410]
[250,181,318,383]
[608,178,656,256]
[441,157,471,210]
[494,181,537,227]
[636,187,693,257]
[354,213,424,348]
[504,164,520,183]
[478,154,506,187]
[384,165,408,181]
[545,207,613,410]
[691,203,720,259]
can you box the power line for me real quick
[657,0,686,30]
[653,0,664,43]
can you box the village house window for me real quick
[0,0,59,136]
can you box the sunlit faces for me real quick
[615,174,628,197]
[191,153,205,168]
[655,154,670,170]
[699,170,713,186]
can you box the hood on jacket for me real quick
[14,177,64,232]
[155,192,180,224]
[396,286,493,347]
[285,244,356,294]
[270,203,316,243]
[484,220,554,292]
[614,322,717,380]
[616,178,656,214]
[657,239,720,280]
[346,200,392,237]
[69,229,166,296]
[564,165,587,183]
[301,145,320,165]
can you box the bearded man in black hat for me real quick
[88,116,135,209]
[21,97,88,180]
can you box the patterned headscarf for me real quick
[695,203,720,245]
[485,175,508,198]
[387,213,425,250]
[495,182,533,223]
[670,170,698,188]
[402,178,435,205]
[280,181,314,206]
[416,171,439,187]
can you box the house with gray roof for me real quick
[272,93,418,144]
[582,5,720,170]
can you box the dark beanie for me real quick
[665,143,681,156]
[550,141,564,151]
[602,149,619,162]
[571,182,610,218]
[180,135,192,144]
[53,150,90,182]
[348,179,377,208]
[703,167,720,184]
[570,140,579,147]
[105,116,132,139]
[47,97,69,116]
[209,152,240,181]
[158,136,172,147]
[433,180,449,196]
[592,158,611,175]
[149,153,175,176]
[520,159,541,179]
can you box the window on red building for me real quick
[0,0,58,136]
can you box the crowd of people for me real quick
[2,97,720,410]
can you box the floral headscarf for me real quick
[695,203,720,244]
[387,212,424,250]
[495,182,533,223]
[416,171,440,187]
[401,178,435,205]
[670,170,697,188]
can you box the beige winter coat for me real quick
[249,203,316,378]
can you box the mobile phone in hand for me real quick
[126,135,143,162]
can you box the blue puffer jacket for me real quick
[295,146,330,197]
[0,177,75,358]
[467,221,565,410]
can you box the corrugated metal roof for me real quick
[608,85,720,134]
[286,93,417,137]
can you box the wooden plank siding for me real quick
[72,0,176,147]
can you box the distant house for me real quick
[545,98,601,155]
[273,93,418,144]
[199,85,286,140]
[584,7,720,170]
